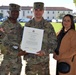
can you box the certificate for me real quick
[21,26,44,54]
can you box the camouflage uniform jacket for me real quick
[24,18,57,65]
[0,18,23,59]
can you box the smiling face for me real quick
[10,10,19,20]
[62,16,72,31]
[33,9,44,20]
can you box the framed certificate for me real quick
[21,27,44,54]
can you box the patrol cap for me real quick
[33,2,44,10]
[9,3,20,11]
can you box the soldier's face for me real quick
[33,9,44,19]
[10,10,19,20]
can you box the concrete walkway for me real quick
[0,54,56,75]
[50,54,56,75]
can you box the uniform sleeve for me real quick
[19,24,23,40]
[0,22,5,28]
[48,23,57,53]
[0,22,7,54]
[43,22,57,54]
[0,22,6,42]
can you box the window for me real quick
[53,11,54,14]
[28,11,29,13]
[23,10,25,16]
[53,17,54,19]
[47,11,49,14]
[1,10,3,13]
[68,11,70,13]
[47,17,49,19]
[58,11,59,13]
[31,11,32,13]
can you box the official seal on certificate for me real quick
[21,26,44,54]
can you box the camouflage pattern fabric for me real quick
[0,31,5,39]
[0,57,22,75]
[26,62,49,75]
[0,18,23,75]
[24,18,57,75]
[0,44,6,54]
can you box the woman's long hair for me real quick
[62,14,75,31]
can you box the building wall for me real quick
[0,7,72,20]
[43,10,72,20]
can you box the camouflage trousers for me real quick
[0,57,22,75]
[25,62,50,75]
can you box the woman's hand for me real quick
[53,52,60,60]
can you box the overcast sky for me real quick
[0,0,76,12]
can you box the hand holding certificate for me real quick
[21,27,44,54]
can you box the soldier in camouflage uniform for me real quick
[19,2,57,75]
[0,3,23,75]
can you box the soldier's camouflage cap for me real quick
[33,2,44,10]
[9,3,20,11]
